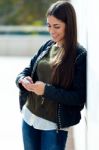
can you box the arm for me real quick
[43,51,87,106]
[15,40,52,90]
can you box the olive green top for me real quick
[26,45,60,123]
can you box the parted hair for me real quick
[46,1,77,88]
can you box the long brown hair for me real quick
[46,1,77,88]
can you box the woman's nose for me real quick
[49,28,55,35]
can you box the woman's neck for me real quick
[55,43,64,48]
[55,41,64,48]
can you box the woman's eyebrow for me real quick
[53,24,60,26]
[47,23,60,26]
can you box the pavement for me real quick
[66,110,86,150]
[66,127,75,150]
[0,56,86,150]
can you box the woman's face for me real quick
[47,15,66,46]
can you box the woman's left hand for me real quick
[32,81,45,95]
[23,81,45,95]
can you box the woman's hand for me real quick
[19,76,33,91]
[31,81,45,95]
[19,77,45,96]
[19,76,33,84]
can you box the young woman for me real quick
[16,1,87,150]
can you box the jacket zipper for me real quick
[41,97,45,104]
[57,103,62,129]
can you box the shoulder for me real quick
[42,40,54,49]
[75,43,87,63]
[35,40,54,55]
[31,40,54,59]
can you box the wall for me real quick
[71,1,87,150]
[0,34,50,56]
[87,0,99,149]
[72,0,99,150]
[0,26,50,56]
[72,0,87,48]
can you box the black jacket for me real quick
[16,40,87,129]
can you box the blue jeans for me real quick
[22,120,68,150]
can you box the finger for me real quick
[26,76,33,83]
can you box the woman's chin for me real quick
[51,38,57,42]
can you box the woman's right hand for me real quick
[19,76,33,91]
[24,76,33,83]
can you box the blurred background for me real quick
[0,0,99,150]
[0,0,54,56]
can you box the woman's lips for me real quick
[52,35,58,39]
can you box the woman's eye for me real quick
[54,26,60,29]
[48,25,51,28]
[47,24,60,29]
